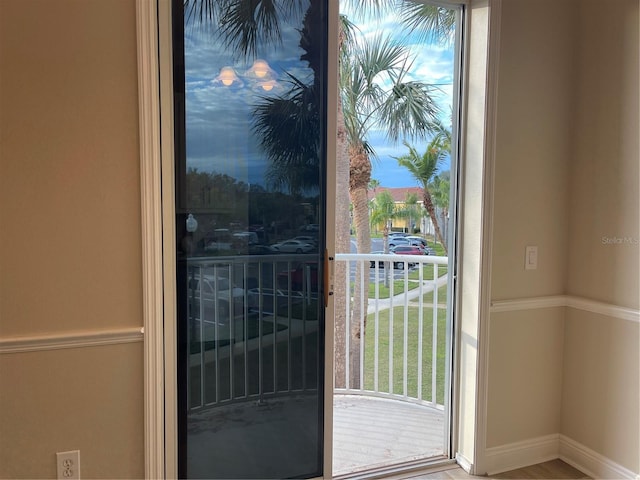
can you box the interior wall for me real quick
[566,0,639,309]
[486,0,639,475]
[0,0,144,478]
[562,0,639,474]
[486,0,575,448]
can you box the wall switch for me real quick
[57,450,80,479]
[525,246,538,270]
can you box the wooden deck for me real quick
[333,394,446,476]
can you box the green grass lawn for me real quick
[362,304,447,405]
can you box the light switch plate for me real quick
[525,246,538,270]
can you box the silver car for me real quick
[271,239,315,253]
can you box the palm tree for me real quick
[400,191,421,234]
[430,172,450,245]
[339,31,441,386]
[369,190,396,252]
[395,139,447,253]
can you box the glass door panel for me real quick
[172,1,327,477]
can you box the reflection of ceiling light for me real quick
[214,60,279,91]
[259,80,276,91]
[253,59,269,78]
[214,66,242,87]
[245,59,277,81]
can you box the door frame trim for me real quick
[136,0,167,477]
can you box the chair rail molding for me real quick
[0,327,144,354]
[490,295,640,323]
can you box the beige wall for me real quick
[567,0,639,309]
[490,0,574,301]
[0,0,144,478]
[562,0,639,473]
[487,0,574,447]
[487,0,639,475]
[561,310,639,473]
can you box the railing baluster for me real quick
[345,261,351,390]
[432,263,438,405]
[359,259,365,391]
[374,262,380,393]
[388,266,394,394]
[417,261,424,401]
[227,264,234,402]
[403,263,409,398]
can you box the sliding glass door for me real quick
[172,0,328,477]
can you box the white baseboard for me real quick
[560,435,638,480]
[484,434,560,475]
[455,452,473,474]
[483,434,639,479]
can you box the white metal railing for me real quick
[184,252,449,412]
[185,255,320,411]
[334,253,449,409]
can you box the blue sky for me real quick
[183,4,457,189]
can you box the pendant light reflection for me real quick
[212,60,280,92]
[213,66,243,88]
[245,59,276,80]
[253,79,283,93]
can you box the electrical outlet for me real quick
[56,450,80,480]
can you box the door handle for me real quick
[324,249,334,307]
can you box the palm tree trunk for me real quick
[349,143,371,389]
[333,97,350,389]
[424,191,447,254]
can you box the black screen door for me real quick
[172,0,328,477]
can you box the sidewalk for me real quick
[367,275,448,314]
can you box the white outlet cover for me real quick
[57,450,80,480]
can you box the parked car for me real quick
[277,261,319,291]
[187,275,245,321]
[389,237,410,248]
[391,245,425,256]
[406,236,427,247]
[369,251,414,270]
[271,239,316,254]
[247,287,304,316]
[293,235,318,246]
[248,244,277,255]
[233,231,259,245]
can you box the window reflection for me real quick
[174,0,326,478]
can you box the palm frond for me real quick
[398,2,456,46]
[380,82,440,142]
[252,75,320,194]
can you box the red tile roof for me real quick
[368,186,424,203]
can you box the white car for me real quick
[247,287,304,316]
[271,239,316,253]
[388,237,410,248]
[187,275,244,321]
